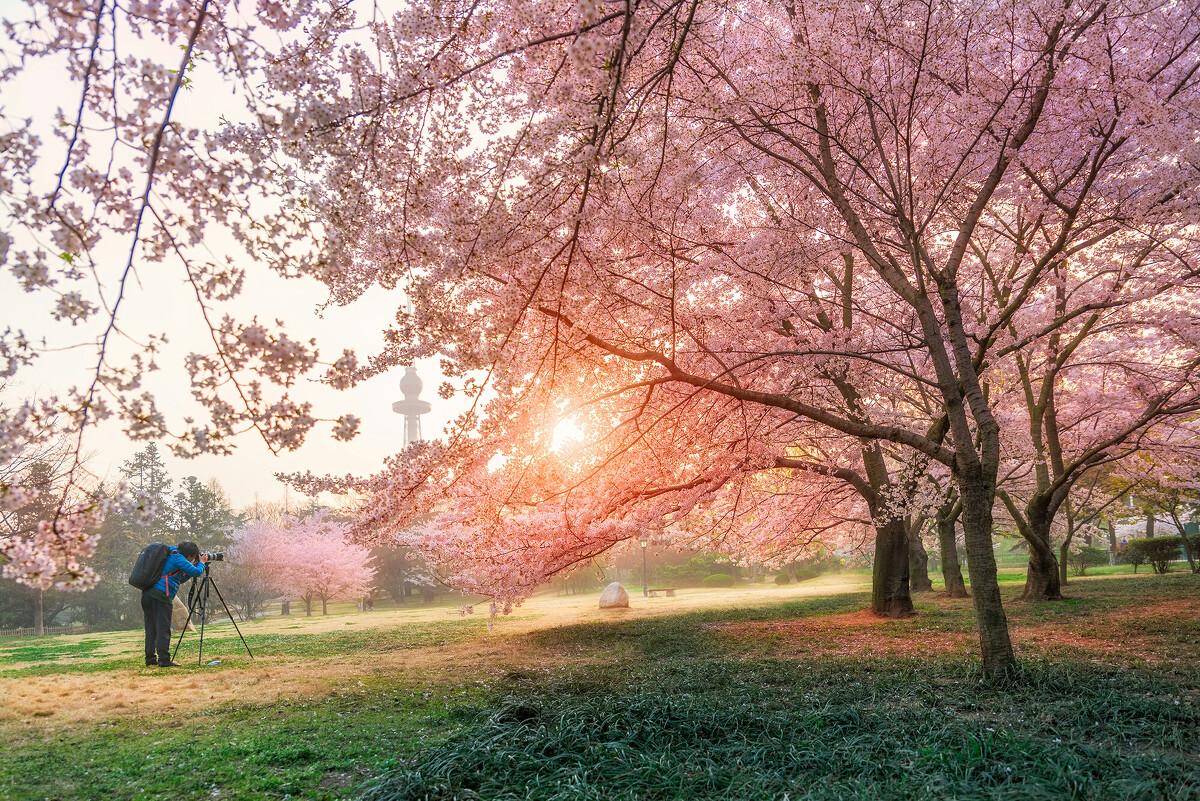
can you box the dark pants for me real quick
[141,592,172,666]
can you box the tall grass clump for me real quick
[359,656,1200,801]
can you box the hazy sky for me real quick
[0,3,469,509]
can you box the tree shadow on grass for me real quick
[524,591,873,660]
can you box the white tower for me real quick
[392,366,432,447]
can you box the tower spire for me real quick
[392,366,432,447]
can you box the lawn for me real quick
[1,572,1197,800]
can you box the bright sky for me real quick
[0,1,469,509]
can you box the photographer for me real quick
[142,542,208,667]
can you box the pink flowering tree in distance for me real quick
[4,0,1200,675]
[223,520,291,621]
[281,514,373,616]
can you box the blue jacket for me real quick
[149,549,205,600]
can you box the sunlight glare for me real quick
[551,418,584,451]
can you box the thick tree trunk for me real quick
[937,508,968,598]
[908,528,934,592]
[34,589,44,636]
[321,597,328,615]
[1106,520,1117,566]
[871,519,915,617]
[281,599,290,616]
[959,476,1015,676]
[1145,514,1155,538]
[1022,525,1063,600]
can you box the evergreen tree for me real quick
[171,476,240,552]
[120,443,174,534]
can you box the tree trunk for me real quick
[1182,537,1196,573]
[959,476,1015,676]
[1057,512,1074,588]
[34,589,44,636]
[937,507,968,598]
[871,519,915,617]
[1145,513,1155,538]
[1106,520,1117,566]
[1172,516,1196,573]
[281,599,290,616]
[1023,525,1063,601]
[908,527,934,592]
[321,597,328,615]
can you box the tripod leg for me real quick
[171,584,202,661]
[196,576,209,667]
[207,574,255,660]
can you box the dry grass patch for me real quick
[0,633,519,730]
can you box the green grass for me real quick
[360,659,1199,801]
[0,618,481,678]
[0,683,485,801]
[0,637,108,663]
[2,573,1198,800]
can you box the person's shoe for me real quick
[157,661,182,667]
[145,661,156,667]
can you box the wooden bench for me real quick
[647,588,677,597]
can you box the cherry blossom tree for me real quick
[280,514,373,616]
[6,0,1200,679]
[279,0,1200,675]
[0,0,363,587]
[989,247,1200,599]
[1106,448,1200,574]
[223,520,290,621]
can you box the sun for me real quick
[551,418,584,451]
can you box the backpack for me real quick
[128,543,173,591]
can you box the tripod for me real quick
[172,562,254,666]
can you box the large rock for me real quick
[598,582,630,609]
[171,596,196,632]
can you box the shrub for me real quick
[1069,545,1109,576]
[774,573,791,585]
[1121,536,1182,574]
[1115,542,1145,573]
[657,553,739,587]
[701,573,735,588]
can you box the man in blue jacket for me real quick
[142,542,208,667]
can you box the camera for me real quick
[204,552,225,562]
